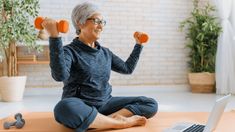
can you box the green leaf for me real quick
[0,0,40,75]
[179,0,222,72]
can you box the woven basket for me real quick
[188,72,215,93]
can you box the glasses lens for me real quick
[88,18,106,26]
[101,20,106,26]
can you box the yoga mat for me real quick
[0,112,234,132]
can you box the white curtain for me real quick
[231,0,235,31]
[230,0,235,94]
[215,0,235,94]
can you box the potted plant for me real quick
[0,0,41,101]
[179,0,222,93]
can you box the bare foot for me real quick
[88,114,147,132]
[112,115,147,128]
[88,115,146,131]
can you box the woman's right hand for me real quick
[41,18,59,38]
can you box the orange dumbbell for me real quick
[34,16,69,33]
[134,32,149,43]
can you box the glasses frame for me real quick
[87,18,106,26]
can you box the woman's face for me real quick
[79,13,106,41]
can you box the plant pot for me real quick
[188,72,215,93]
[0,76,27,102]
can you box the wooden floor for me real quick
[0,111,235,132]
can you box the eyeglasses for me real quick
[87,18,106,26]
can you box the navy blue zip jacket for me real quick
[49,37,143,106]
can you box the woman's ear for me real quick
[77,22,85,30]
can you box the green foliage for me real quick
[179,0,222,73]
[0,0,42,55]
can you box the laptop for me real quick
[164,94,231,132]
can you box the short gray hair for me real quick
[71,2,100,35]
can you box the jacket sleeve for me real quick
[111,44,143,74]
[49,37,73,81]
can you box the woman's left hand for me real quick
[133,31,149,45]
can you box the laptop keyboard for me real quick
[183,124,205,132]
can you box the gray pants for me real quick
[54,96,158,132]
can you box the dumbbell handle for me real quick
[134,32,149,43]
[34,16,69,33]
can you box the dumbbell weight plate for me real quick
[58,20,69,33]
[34,17,44,30]
[3,122,12,129]
[15,113,23,119]
[15,118,25,129]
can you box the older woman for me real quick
[42,2,158,132]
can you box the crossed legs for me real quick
[54,96,158,132]
[89,96,158,130]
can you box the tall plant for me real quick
[0,0,41,76]
[179,0,222,73]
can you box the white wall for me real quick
[20,0,196,88]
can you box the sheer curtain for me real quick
[215,0,235,94]
[230,0,235,94]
